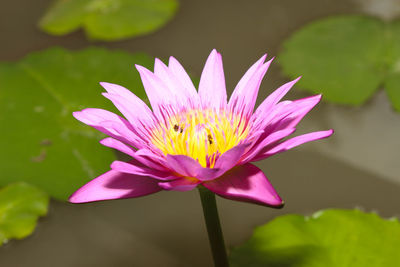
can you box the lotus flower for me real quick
[70,49,333,207]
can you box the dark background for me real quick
[1,0,399,266]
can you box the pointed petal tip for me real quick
[68,193,84,204]
[154,57,164,67]
[72,110,81,118]
[204,163,284,208]
[99,81,120,93]
[109,160,120,170]
[272,200,285,209]
[262,57,275,69]
[135,64,147,73]
[68,170,163,204]
[260,53,268,62]
[99,81,109,87]
[208,49,222,58]
[99,137,112,146]
[168,55,175,63]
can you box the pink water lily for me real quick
[70,49,333,207]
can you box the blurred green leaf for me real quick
[279,15,400,110]
[0,183,49,245]
[0,47,153,200]
[230,209,400,267]
[39,0,179,41]
[384,20,400,111]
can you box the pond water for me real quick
[1,0,399,266]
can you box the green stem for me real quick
[198,186,230,267]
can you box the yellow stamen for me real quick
[150,109,251,167]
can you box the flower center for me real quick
[150,108,251,168]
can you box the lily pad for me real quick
[384,20,400,111]
[0,183,49,245]
[0,47,153,200]
[279,15,400,111]
[230,209,400,266]
[39,0,179,41]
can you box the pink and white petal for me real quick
[153,58,191,107]
[100,138,166,171]
[255,77,301,114]
[229,54,267,104]
[242,128,296,163]
[73,108,124,129]
[100,137,136,157]
[168,56,199,100]
[254,129,334,161]
[135,65,174,118]
[253,94,321,138]
[135,148,166,163]
[252,100,293,131]
[69,170,162,203]
[229,57,273,115]
[100,82,153,122]
[100,120,143,149]
[198,49,227,109]
[253,77,301,126]
[275,95,322,131]
[111,160,175,181]
[101,91,155,127]
[203,163,283,207]
[73,109,138,147]
[158,177,200,192]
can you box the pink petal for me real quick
[254,129,334,161]
[253,94,321,137]
[100,137,136,157]
[168,56,199,100]
[100,138,167,171]
[110,160,175,181]
[253,77,301,129]
[198,49,227,109]
[158,177,200,192]
[69,170,162,203]
[242,128,296,163]
[165,154,219,180]
[165,154,204,177]
[203,163,283,207]
[100,82,155,126]
[73,108,139,147]
[73,108,123,130]
[275,95,322,131]
[100,120,143,149]
[154,58,198,107]
[135,64,174,119]
[229,56,273,115]
[255,77,301,115]
[213,144,249,172]
[165,144,249,182]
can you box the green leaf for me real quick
[39,0,179,41]
[384,20,400,111]
[279,15,399,107]
[0,183,49,245]
[230,209,400,267]
[0,47,153,200]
